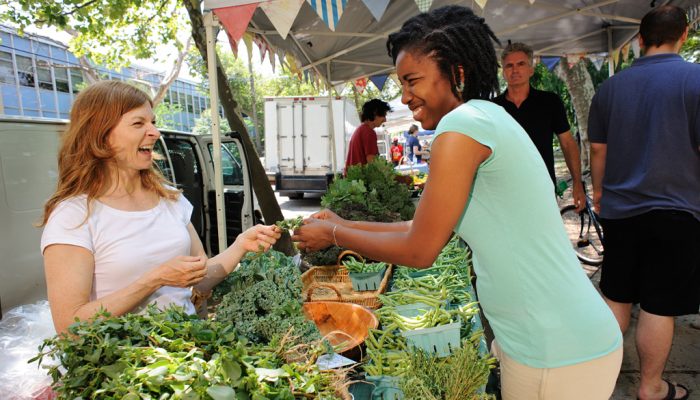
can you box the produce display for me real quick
[214,250,320,345]
[31,306,349,399]
[362,237,495,400]
[31,225,494,399]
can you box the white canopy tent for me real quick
[201,0,700,249]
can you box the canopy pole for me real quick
[205,11,227,252]
[607,26,615,77]
[327,62,337,175]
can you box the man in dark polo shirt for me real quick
[345,98,391,170]
[589,6,699,399]
[493,42,585,211]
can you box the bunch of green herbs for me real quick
[398,335,496,400]
[31,306,347,399]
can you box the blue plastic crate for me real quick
[349,266,387,291]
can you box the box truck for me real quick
[264,96,361,199]
[0,117,257,318]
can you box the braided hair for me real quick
[387,5,501,102]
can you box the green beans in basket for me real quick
[342,256,387,273]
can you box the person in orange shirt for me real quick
[390,137,403,166]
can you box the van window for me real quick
[152,139,173,182]
[208,143,243,186]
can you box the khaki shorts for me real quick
[492,341,623,400]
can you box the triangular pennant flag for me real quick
[306,0,347,31]
[354,77,368,94]
[369,74,389,91]
[243,32,254,64]
[540,56,560,71]
[260,0,304,40]
[474,0,488,9]
[611,48,620,68]
[253,34,270,63]
[286,53,301,77]
[333,82,346,94]
[390,73,401,88]
[213,4,258,47]
[361,0,390,21]
[621,42,631,63]
[414,0,433,12]
[587,54,605,71]
[631,36,640,59]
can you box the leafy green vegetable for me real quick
[214,250,320,345]
[31,306,347,399]
[275,216,304,232]
[322,158,415,223]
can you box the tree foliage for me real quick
[3,0,187,70]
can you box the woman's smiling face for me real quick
[396,50,462,130]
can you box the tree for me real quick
[554,60,595,169]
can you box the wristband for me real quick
[332,224,339,247]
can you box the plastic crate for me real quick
[366,375,403,400]
[349,266,387,291]
[400,320,461,358]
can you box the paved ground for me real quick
[276,153,700,398]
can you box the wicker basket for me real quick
[302,250,392,310]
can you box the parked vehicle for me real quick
[264,96,387,199]
[0,116,256,318]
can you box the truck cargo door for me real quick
[303,102,330,171]
[277,103,295,174]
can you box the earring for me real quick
[456,81,465,92]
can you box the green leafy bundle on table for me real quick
[31,306,348,399]
[322,158,415,223]
[214,249,321,345]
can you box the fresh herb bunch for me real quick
[214,249,320,345]
[342,256,387,274]
[31,306,346,399]
[275,216,304,232]
[399,336,496,400]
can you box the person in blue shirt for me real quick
[406,124,428,163]
[589,6,698,400]
[294,5,622,399]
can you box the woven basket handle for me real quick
[305,283,343,302]
[337,250,364,266]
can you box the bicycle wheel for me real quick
[560,205,604,266]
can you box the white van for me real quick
[0,117,256,318]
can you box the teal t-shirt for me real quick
[435,100,622,368]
